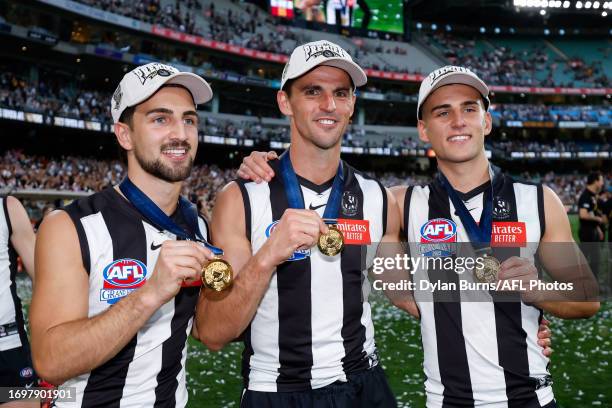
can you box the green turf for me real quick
[352,1,404,34]
[185,298,610,407]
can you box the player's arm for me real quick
[6,196,36,280]
[195,182,326,351]
[528,186,599,318]
[378,187,419,318]
[31,210,210,385]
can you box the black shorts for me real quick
[0,344,38,388]
[240,364,397,408]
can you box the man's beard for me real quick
[134,142,193,182]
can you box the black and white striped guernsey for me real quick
[0,197,27,353]
[403,169,554,408]
[56,187,208,408]
[237,159,387,392]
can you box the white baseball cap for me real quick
[417,65,490,119]
[111,62,213,123]
[280,40,367,90]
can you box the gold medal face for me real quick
[318,225,344,257]
[202,258,233,291]
[474,255,501,284]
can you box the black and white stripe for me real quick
[238,160,385,392]
[405,173,553,408]
[56,187,206,408]
[0,197,27,353]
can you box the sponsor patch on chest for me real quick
[491,222,527,247]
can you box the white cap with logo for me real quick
[417,65,490,119]
[111,62,213,123]
[280,40,367,90]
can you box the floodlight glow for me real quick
[576,1,583,8]
[559,28,565,34]
[480,27,486,33]
[563,1,570,8]
[494,27,501,33]
[603,10,609,14]
[585,1,592,7]
[431,23,438,30]
[593,1,600,8]
[540,9,547,14]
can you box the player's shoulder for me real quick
[62,186,117,220]
[344,162,383,190]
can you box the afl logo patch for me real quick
[100,259,148,304]
[265,221,310,261]
[420,218,457,243]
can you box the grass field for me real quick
[352,0,404,34]
[16,216,610,407]
[184,300,611,408]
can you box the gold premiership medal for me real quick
[474,254,501,284]
[318,224,344,256]
[202,257,233,291]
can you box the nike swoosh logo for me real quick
[151,242,163,251]
[309,203,326,210]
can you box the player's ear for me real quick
[277,90,292,117]
[483,111,492,136]
[417,119,430,143]
[114,122,134,151]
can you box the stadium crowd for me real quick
[490,103,611,125]
[64,0,609,88]
[0,71,110,123]
[0,150,606,220]
[423,32,609,88]
[76,0,204,35]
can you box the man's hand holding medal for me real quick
[258,208,331,269]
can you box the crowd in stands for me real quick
[77,0,204,35]
[425,32,609,88]
[66,0,609,88]
[0,150,234,216]
[1,150,607,220]
[490,104,610,126]
[490,139,611,154]
[0,71,110,123]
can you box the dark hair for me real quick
[587,171,602,185]
[282,78,296,97]
[118,105,136,129]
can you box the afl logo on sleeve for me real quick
[100,259,148,304]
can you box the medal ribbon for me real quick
[279,150,344,221]
[438,167,497,252]
[119,178,223,256]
